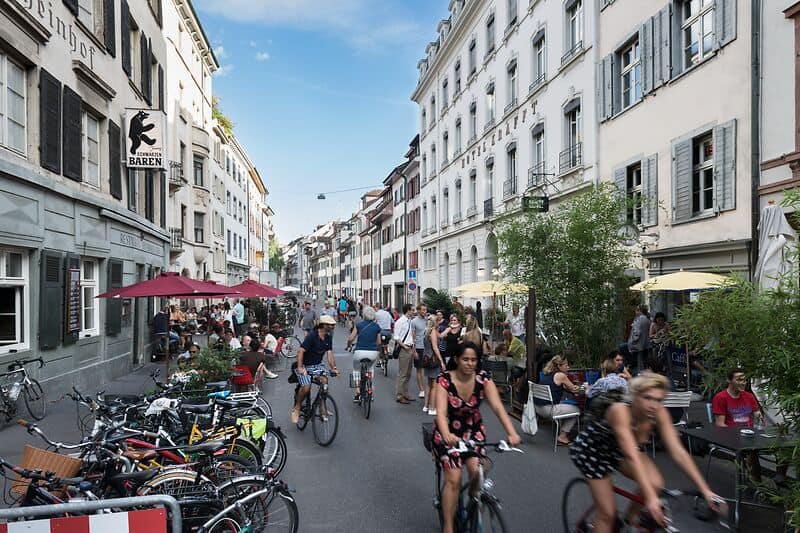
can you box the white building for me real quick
[412,0,598,298]
[247,167,270,281]
[222,136,249,285]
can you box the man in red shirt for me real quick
[712,368,763,481]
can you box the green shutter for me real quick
[106,259,124,336]
[610,54,621,115]
[109,120,122,199]
[613,165,627,224]
[62,86,83,182]
[596,58,606,121]
[39,251,64,350]
[121,0,131,77]
[39,70,62,174]
[642,154,659,227]
[673,138,693,222]
[63,253,80,346]
[714,0,736,48]
[140,33,151,104]
[713,119,736,212]
[104,0,115,57]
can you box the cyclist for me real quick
[291,317,339,424]
[569,371,723,532]
[375,302,394,359]
[337,296,348,324]
[430,341,521,533]
[346,306,382,403]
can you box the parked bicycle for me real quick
[293,371,339,446]
[197,484,299,533]
[0,358,45,421]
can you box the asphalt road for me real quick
[0,321,756,531]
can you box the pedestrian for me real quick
[233,299,246,337]
[627,304,651,372]
[224,328,242,350]
[393,304,416,404]
[505,304,525,342]
[423,316,446,415]
[442,314,463,365]
[298,301,319,337]
[475,301,484,329]
[463,316,488,355]
[411,304,429,403]
[222,302,234,328]
[321,301,336,319]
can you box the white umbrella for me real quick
[754,203,797,290]
[279,285,301,293]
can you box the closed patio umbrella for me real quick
[754,202,797,291]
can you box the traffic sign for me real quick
[408,281,417,292]
[408,269,417,280]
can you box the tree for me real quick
[497,184,633,366]
[268,240,284,276]
[212,96,234,136]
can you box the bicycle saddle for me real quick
[181,403,214,414]
[182,440,225,455]
[122,449,158,461]
[213,398,245,410]
[108,468,159,486]
[206,381,229,391]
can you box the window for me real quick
[193,156,204,187]
[469,173,477,208]
[486,159,495,199]
[443,188,449,220]
[531,125,545,184]
[455,119,462,153]
[565,0,583,54]
[431,196,438,227]
[682,0,714,68]
[566,104,581,148]
[78,0,94,30]
[442,79,449,108]
[0,54,26,155]
[422,204,427,231]
[422,109,427,131]
[468,39,477,75]
[486,14,496,55]
[455,180,462,215]
[431,144,437,174]
[620,40,642,109]
[194,212,205,243]
[507,61,518,107]
[422,154,427,179]
[691,133,714,214]
[560,101,582,172]
[430,95,436,122]
[82,112,100,187]
[506,145,517,196]
[532,33,546,86]
[443,132,449,163]
[80,259,99,337]
[0,249,28,354]
[486,84,496,125]
[627,163,643,224]
[127,170,138,211]
[508,0,518,26]
[469,103,477,140]
[454,61,462,93]
[226,191,231,215]
[227,229,232,251]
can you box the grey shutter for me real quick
[713,119,736,212]
[140,33,150,103]
[670,1,683,78]
[159,171,166,228]
[640,19,654,95]
[157,65,164,110]
[145,169,154,222]
[146,265,154,325]
[673,138,693,222]
[104,0,115,57]
[106,259,123,336]
[39,251,64,350]
[596,58,607,121]
[657,6,671,84]
[714,0,736,48]
[613,165,627,224]
[39,69,62,174]
[610,54,621,115]
[63,0,78,16]
[109,120,122,199]
[62,86,82,182]
[62,253,80,346]
[642,154,659,227]
[652,13,662,90]
[603,55,613,118]
[121,0,131,77]
[156,0,163,27]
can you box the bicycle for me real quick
[0,358,46,421]
[279,331,301,360]
[197,484,299,533]
[353,358,374,420]
[424,429,523,533]
[561,477,730,532]
[375,334,391,377]
[293,371,339,447]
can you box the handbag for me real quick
[391,324,411,359]
[521,388,539,436]
[421,354,439,369]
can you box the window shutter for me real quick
[159,171,166,228]
[140,33,150,104]
[121,0,131,77]
[640,19,654,95]
[145,169,154,222]
[39,251,64,350]
[62,253,80,346]
[610,54,621,115]
[39,69,62,174]
[658,6,671,85]
[714,0,736,48]
[146,265,154,325]
[602,55,613,119]
[63,0,78,16]
[713,119,736,212]
[642,154,659,227]
[104,0,116,57]
[62,86,83,182]
[669,1,683,78]
[156,0,163,27]
[672,138,693,222]
[157,65,164,110]
[596,57,607,121]
[106,259,123,336]
[108,120,122,199]
[613,165,627,223]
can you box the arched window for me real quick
[470,246,478,282]
[456,249,463,287]
[442,252,450,289]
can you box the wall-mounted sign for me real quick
[65,268,81,334]
[522,195,549,213]
[125,109,167,169]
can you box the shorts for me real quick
[413,348,425,369]
[294,364,327,387]
[380,331,392,346]
[570,422,623,480]
[353,350,378,371]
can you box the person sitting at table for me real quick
[224,328,242,350]
[712,368,764,482]
[239,337,277,386]
[177,342,200,367]
[609,350,632,381]
[587,358,629,402]
[169,305,185,323]
[534,355,581,446]
[502,329,526,369]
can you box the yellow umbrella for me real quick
[630,270,735,292]
[452,280,529,298]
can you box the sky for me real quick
[194,0,448,243]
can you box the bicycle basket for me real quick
[422,422,435,453]
[11,445,83,495]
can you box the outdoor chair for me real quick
[704,403,737,480]
[530,381,581,453]
[483,359,511,405]
[649,391,693,457]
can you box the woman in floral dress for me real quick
[431,341,521,533]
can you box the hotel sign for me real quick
[125,109,167,169]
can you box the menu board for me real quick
[66,268,81,333]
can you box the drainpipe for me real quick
[750,0,763,279]
[403,170,409,307]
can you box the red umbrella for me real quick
[224,279,285,298]
[96,272,237,299]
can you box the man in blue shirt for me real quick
[291,316,339,424]
[233,299,246,337]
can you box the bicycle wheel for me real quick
[209,454,255,483]
[219,482,298,533]
[23,379,46,421]
[281,336,301,359]
[311,394,338,447]
[561,477,596,533]
[228,438,263,467]
[206,515,244,532]
[361,375,372,420]
[468,496,508,533]
[262,428,287,476]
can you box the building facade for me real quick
[222,137,249,285]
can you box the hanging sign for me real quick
[125,109,167,169]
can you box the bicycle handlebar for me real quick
[448,440,524,455]
[6,357,44,372]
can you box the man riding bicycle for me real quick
[291,316,339,424]
[374,303,394,356]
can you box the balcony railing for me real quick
[169,228,184,252]
[502,178,518,199]
[440,217,450,229]
[453,146,462,158]
[561,40,584,65]
[483,117,496,133]
[466,205,478,218]
[529,73,547,94]
[559,142,583,174]
[484,198,494,219]
[168,161,184,191]
[452,211,462,223]
[468,133,478,145]
[503,98,518,115]
[528,161,547,188]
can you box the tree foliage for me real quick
[268,240,284,275]
[422,289,458,321]
[497,184,633,366]
[212,96,234,136]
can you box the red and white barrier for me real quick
[0,508,166,533]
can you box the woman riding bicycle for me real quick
[569,371,723,532]
[430,341,521,533]
[346,306,382,403]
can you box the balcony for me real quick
[453,146,462,158]
[440,217,450,229]
[168,161,184,192]
[561,40,584,65]
[528,161,547,188]
[466,205,478,218]
[468,133,478,145]
[483,118,496,133]
[502,178,518,199]
[371,202,393,224]
[169,228,184,252]
[452,211,462,223]
[529,73,547,94]
[503,98,518,116]
[559,142,583,174]
[484,198,494,219]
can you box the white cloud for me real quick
[255,51,270,61]
[215,64,235,77]
[213,45,228,59]
[249,40,257,47]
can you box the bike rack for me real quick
[0,494,182,532]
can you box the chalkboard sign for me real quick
[66,268,81,333]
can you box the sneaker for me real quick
[353,395,361,404]
[422,406,429,413]
[418,391,425,398]
[264,369,278,379]
[290,407,300,425]
[428,408,437,416]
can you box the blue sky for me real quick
[195,0,447,243]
